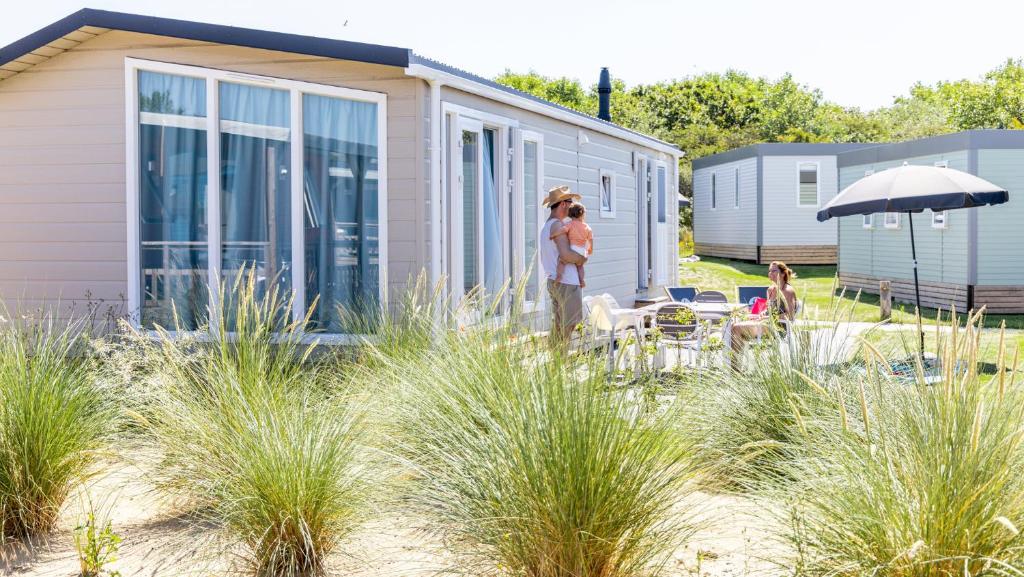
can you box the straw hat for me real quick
[541,185,581,207]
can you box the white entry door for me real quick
[637,156,651,290]
[652,160,669,286]
[447,115,505,311]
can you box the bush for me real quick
[0,310,116,539]
[779,312,1024,574]
[136,272,373,576]
[384,322,700,577]
[682,296,866,487]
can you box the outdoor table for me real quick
[686,302,746,321]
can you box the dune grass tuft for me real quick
[378,311,700,577]
[0,309,116,539]
[135,271,373,576]
[777,310,1024,574]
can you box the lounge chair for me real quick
[737,286,769,307]
[694,290,728,303]
[664,286,698,303]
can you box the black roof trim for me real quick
[692,142,873,170]
[0,8,411,70]
[409,54,680,151]
[836,130,1024,167]
[2,9,679,153]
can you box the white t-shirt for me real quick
[540,217,580,286]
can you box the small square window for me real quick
[798,162,819,207]
[599,169,616,218]
[932,210,947,228]
[884,212,900,229]
[863,214,873,228]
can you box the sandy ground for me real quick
[1,460,787,577]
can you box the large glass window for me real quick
[302,94,379,331]
[462,130,479,295]
[132,63,384,334]
[522,139,540,303]
[138,71,209,330]
[219,83,291,298]
[481,129,501,298]
[657,165,667,223]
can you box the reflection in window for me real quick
[482,129,501,298]
[657,165,667,223]
[523,140,539,302]
[302,94,379,332]
[219,82,292,303]
[138,71,208,329]
[462,130,478,295]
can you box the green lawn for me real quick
[679,256,1024,329]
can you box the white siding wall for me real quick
[976,149,1024,285]
[838,150,969,284]
[692,157,757,246]
[0,30,425,319]
[761,156,838,246]
[440,87,678,306]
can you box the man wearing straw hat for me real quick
[540,185,586,346]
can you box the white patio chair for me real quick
[586,294,637,372]
[652,302,706,372]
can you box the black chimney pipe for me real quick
[597,67,612,122]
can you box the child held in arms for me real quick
[554,202,594,288]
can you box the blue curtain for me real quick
[301,94,378,331]
[138,71,208,330]
[482,129,502,298]
[219,82,291,302]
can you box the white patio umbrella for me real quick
[817,163,1008,357]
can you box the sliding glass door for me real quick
[138,71,209,329]
[451,117,503,305]
[302,94,380,332]
[129,60,386,334]
[219,82,292,299]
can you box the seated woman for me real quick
[727,261,798,371]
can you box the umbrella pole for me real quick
[907,211,925,359]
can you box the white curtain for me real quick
[302,94,379,331]
[219,82,292,301]
[482,129,502,298]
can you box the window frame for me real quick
[884,212,901,229]
[710,171,717,210]
[796,161,820,207]
[734,166,740,209]
[515,129,546,313]
[932,161,948,228]
[441,102,517,316]
[124,57,389,340]
[862,170,874,228]
[598,168,616,218]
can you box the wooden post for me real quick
[880,281,892,322]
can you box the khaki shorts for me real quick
[547,278,583,341]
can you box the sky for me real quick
[4,0,1024,111]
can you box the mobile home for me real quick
[836,130,1024,313]
[0,9,682,333]
[691,143,869,264]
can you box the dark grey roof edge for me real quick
[836,130,1024,167]
[408,54,680,151]
[692,142,873,171]
[0,8,411,71]
[2,9,680,153]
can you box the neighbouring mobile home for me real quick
[691,143,870,264]
[0,9,681,334]
[837,130,1024,314]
